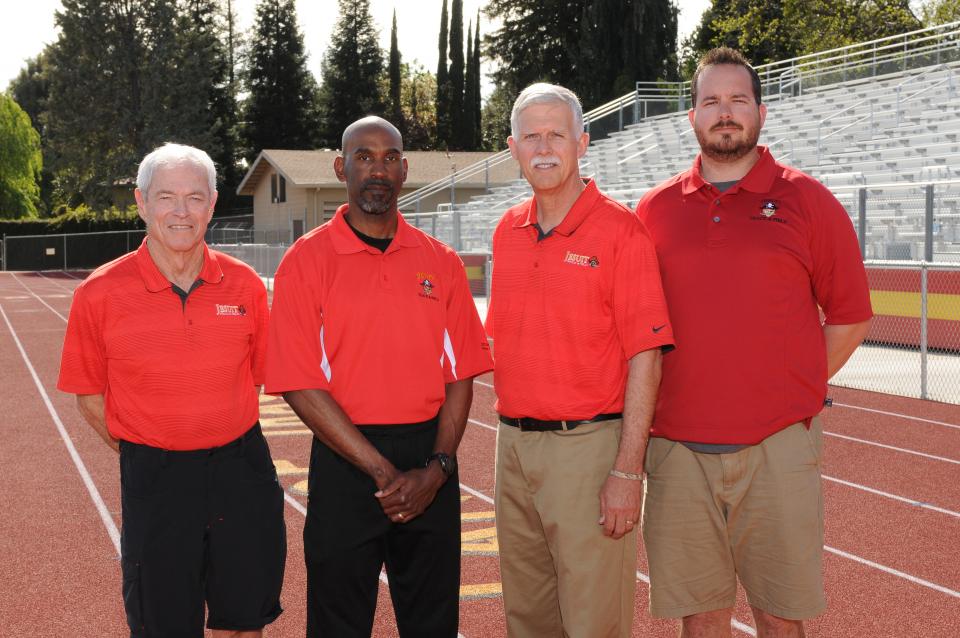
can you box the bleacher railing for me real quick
[398,21,960,217]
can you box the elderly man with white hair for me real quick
[485,84,675,637]
[58,143,286,637]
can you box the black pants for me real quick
[119,424,286,637]
[304,418,461,638]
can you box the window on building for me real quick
[271,174,287,203]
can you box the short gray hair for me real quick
[510,83,585,139]
[136,143,217,197]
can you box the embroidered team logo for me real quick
[563,251,600,268]
[417,271,440,301]
[760,200,779,217]
[216,304,246,316]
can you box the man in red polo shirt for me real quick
[265,116,492,637]
[58,143,286,637]
[636,48,873,637]
[486,83,674,637]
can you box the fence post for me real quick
[924,184,934,262]
[63,234,68,270]
[858,188,867,259]
[2,234,5,271]
[485,160,490,192]
[618,101,624,131]
[453,209,462,252]
[920,263,929,401]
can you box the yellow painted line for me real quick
[464,265,484,280]
[870,290,960,320]
[460,495,472,502]
[291,479,309,496]
[461,510,495,522]
[459,583,502,599]
[273,459,308,476]
[462,526,499,554]
[261,416,304,427]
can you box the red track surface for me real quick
[1,270,958,637]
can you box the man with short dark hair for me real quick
[637,47,873,637]
[58,143,286,637]
[266,116,492,637]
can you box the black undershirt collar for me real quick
[348,221,393,252]
[171,280,203,308]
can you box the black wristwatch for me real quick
[425,452,456,478]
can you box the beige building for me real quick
[237,149,519,242]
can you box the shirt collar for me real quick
[136,238,223,293]
[512,178,601,237]
[681,145,776,196]
[329,203,421,255]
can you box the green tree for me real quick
[436,0,452,147]
[318,0,385,148]
[388,9,405,133]
[463,21,478,150]
[472,13,483,149]
[7,52,54,214]
[448,0,465,149]
[378,62,438,150]
[684,0,922,71]
[481,84,513,151]
[0,94,43,218]
[921,0,960,23]
[243,0,321,159]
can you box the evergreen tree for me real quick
[447,0,465,149]
[462,21,477,150]
[317,0,385,148]
[472,13,483,149]
[45,0,146,207]
[0,94,43,218]
[435,0,452,148]
[243,0,321,160]
[389,9,405,134]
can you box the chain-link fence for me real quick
[832,261,960,403]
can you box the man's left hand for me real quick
[375,465,445,524]
[599,474,642,539]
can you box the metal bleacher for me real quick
[399,22,960,261]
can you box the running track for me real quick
[1,270,958,637]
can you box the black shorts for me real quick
[119,423,286,637]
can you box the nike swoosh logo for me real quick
[652,325,667,333]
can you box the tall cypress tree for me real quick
[435,0,451,148]
[317,0,384,148]
[462,21,477,150]
[242,0,320,161]
[473,12,483,149]
[447,0,465,149]
[389,9,404,134]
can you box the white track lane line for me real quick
[824,431,960,465]
[462,408,960,599]
[61,270,85,280]
[473,380,960,466]
[832,402,960,431]
[37,270,78,293]
[822,475,960,518]
[11,273,68,321]
[0,302,121,556]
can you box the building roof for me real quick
[237,149,519,196]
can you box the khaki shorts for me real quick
[641,418,825,620]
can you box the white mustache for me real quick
[531,156,562,168]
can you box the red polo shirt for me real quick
[636,146,873,444]
[265,205,493,424]
[486,179,674,420]
[58,240,268,450]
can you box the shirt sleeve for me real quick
[614,217,675,358]
[808,185,874,325]
[264,247,332,394]
[442,251,494,383]
[57,284,107,395]
[250,277,269,386]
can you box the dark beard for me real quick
[357,181,395,215]
[696,125,760,162]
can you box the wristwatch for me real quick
[425,452,456,478]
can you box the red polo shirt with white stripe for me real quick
[486,179,674,420]
[636,146,873,444]
[57,239,269,450]
[264,205,493,425]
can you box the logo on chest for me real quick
[563,251,600,268]
[417,271,440,301]
[216,304,246,316]
[750,199,787,223]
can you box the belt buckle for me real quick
[560,420,569,431]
